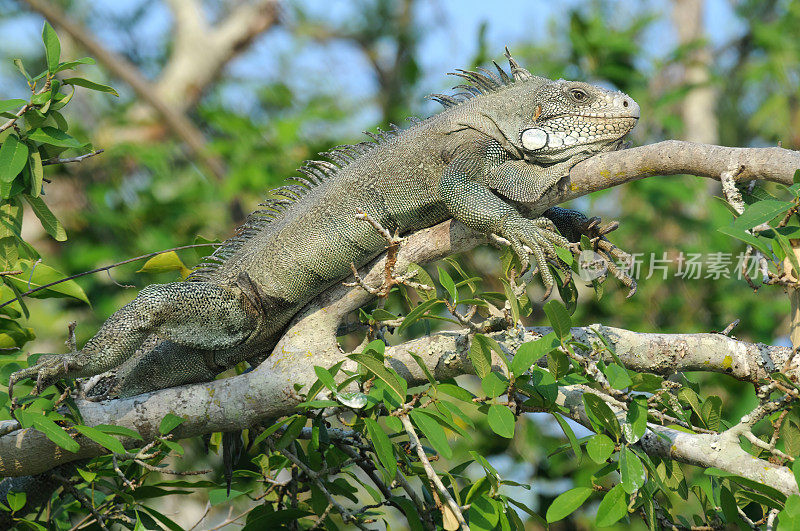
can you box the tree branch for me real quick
[155,0,280,113]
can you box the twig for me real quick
[0,103,31,133]
[42,149,104,166]
[0,243,219,310]
[276,444,369,530]
[53,472,109,531]
[399,413,468,531]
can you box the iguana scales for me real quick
[9,50,639,398]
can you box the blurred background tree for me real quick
[0,0,798,528]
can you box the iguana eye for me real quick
[570,89,588,102]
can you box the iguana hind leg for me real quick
[10,281,260,394]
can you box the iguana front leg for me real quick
[9,281,260,396]
[439,151,571,297]
[484,158,637,296]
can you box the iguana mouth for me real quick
[545,113,640,122]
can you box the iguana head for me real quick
[515,79,639,164]
[436,50,639,163]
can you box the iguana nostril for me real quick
[623,100,628,107]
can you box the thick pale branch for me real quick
[0,325,790,487]
[559,141,800,206]
[156,0,279,112]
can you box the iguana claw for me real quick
[544,207,638,297]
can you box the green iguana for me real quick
[9,50,639,399]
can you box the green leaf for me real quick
[370,308,398,321]
[704,468,787,504]
[24,195,66,241]
[776,232,800,276]
[62,77,119,97]
[54,57,96,73]
[28,150,43,198]
[159,413,185,435]
[250,417,292,447]
[583,393,621,440]
[13,59,31,82]
[547,347,571,380]
[390,496,425,531]
[404,262,435,300]
[511,332,559,377]
[438,400,475,429]
[626,396,648,442]
[586,434,614,464]
[313,366,336,391]
[274,415,306,450]
[500,279,520,324]
[481,372,508,398]
[469,334,493,378]
[780,494,800,526]
[42,22,60,73]
[619,447,646,493]
[30,414,79,452]
[487,404,515,438]
[436,382,475,402]
[551,412,581,458]
[546,487,593,522]
[716,227,771,257]
[75,424,126,454]
[0,134,29,183]
[409,352,436,385]
[27,127,85,149]
[595,484,628,527]
[468,494,500,530]
[555,245,573,265]
[348,353,406,403]
[137,251,191,278]
[397,299,443,333]
[364,418,396,479]
[30,90,51,106]
[363,339,385,357]
[438,266,457,301]
[604,364,632,390]
[700,395,722,432]
[793,459,800,490]
[76,468,97,483]
[720,486,746,529]
[94,424,143,440]
[409,409,452,459]
[209,488,244,505]
[6,491,25,513]
[544,300,572,339]
[0,99,26,114]
[4,261,88,304]
[733,200,793,230]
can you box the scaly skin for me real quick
[9,51,639,399]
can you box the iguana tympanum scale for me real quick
[10,51,639,398]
